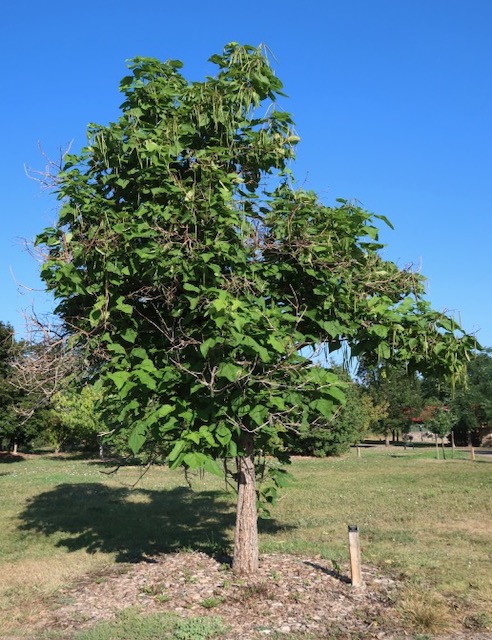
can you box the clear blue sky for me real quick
[2,0,491,346]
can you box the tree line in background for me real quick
[2,319,490,457]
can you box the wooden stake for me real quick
[356,446,361,458]
[348,525,363,588]
[470,444,475,461]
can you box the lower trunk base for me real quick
[232,432,258,575]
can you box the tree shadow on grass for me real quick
[0,452,25,463]
[18,484,233,562]
[18,483,291,563]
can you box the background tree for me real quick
[449,352,492,446]
[289,365,381,456]
[11,320,80,418]
[35,43,478,574]
[46,385,102,453]
[0,322,42,453]
[424,405,455,459]
[360,362,423,445]
[0,321,20,451]
[419,352,492,446]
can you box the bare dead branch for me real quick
[24,141,74,191]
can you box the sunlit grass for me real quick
[266,451,490,588]
[1,446,491,637]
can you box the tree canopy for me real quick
[35,43,478,573]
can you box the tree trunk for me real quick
[385,431,390,447]
[232,431,258,576]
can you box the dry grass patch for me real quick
[397,583,453,634]
[0,554,111,636]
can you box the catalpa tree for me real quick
[36,43,477,574]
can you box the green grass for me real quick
[39,608,226,640]
[1,446,491,637]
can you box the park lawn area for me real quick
[0,446,491,637]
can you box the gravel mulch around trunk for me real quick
[34,552,492,640]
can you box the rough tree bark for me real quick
[232,431,258,575]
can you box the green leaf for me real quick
[216,362,244,382]
[271,468,293,488]
[107,371,130,391]
[159,416,178,435]
[121,328,138,343]
[199,425,216,446]
[215,423,232,445]
[115,296,133,315]
[249,404,267,426]
[185,431,200,444]
[186,295,199,311]
[270,396,286,410]
[107,342,127,355]
[365,226,379,240]
[438,317,455,332]
[182,452,203,468]
[145,140,159,152]
[200,337,217,358]
[326,386,346,404]
[183,282,200,293]
[116,379,136,399]
[312,398,335,419]
[378,342,391,360]
[157,404,174,418]
[374,213,395,230]
[268,335,284,353]
[182,452,223,477]
[139,358,157,373]
[211,297,227,312]
[202,457,223,477]
[321,320,344,337]
[371,324,389,338]
[128,423,146,454]
[168,439,186,463]
[242,336,270,362]
[131,347,147,359]
[134,369,157,390]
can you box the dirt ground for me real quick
[24,551,492,640]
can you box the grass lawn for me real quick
[0,446,491,638]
